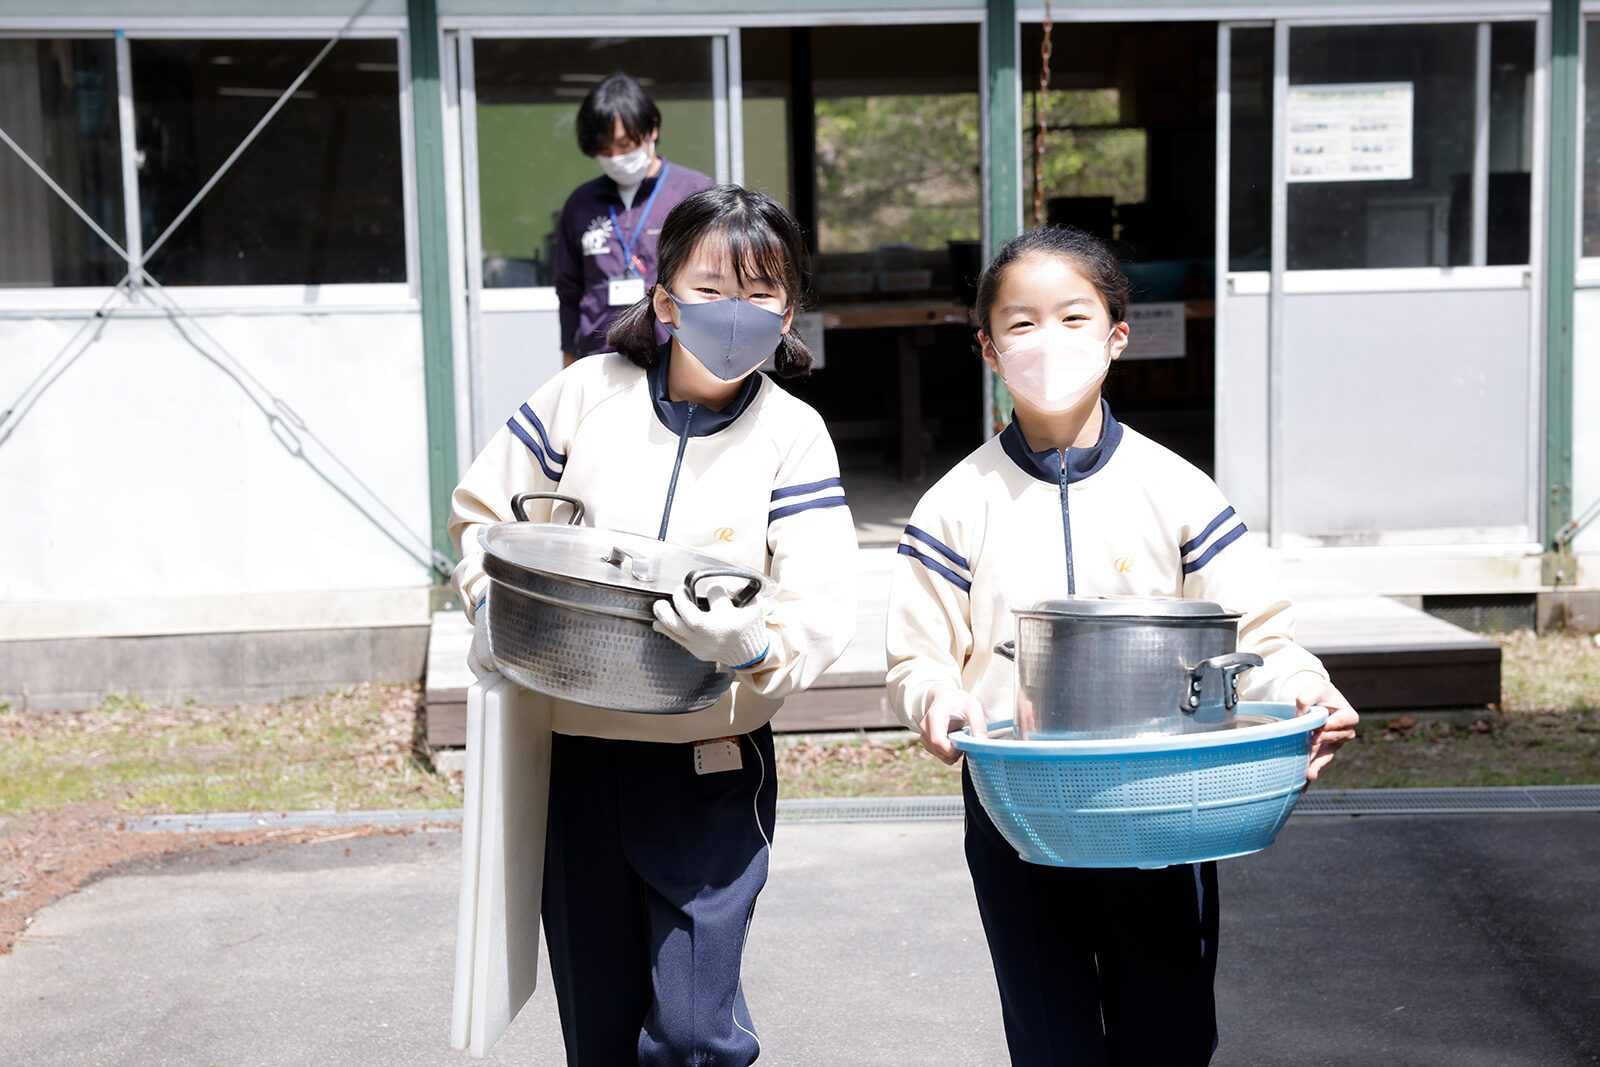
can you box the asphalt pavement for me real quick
[1,813,1597,1066]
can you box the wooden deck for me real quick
[424,564,1501,746]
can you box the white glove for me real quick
[467,606,494,678]
[651,584,771,671]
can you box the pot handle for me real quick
[510,492,585,525]
[1182,652,1264,712]
[603,545,658,583]
[684,568,767,609]
[994,640,1016,662]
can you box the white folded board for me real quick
[450,673,553,1058]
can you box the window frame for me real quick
[0,19,418,313]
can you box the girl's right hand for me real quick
[920,685,986,765]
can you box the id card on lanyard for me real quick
[608,164,671,307]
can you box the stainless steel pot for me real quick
[994,596,1263,739]
[481,492,769,714]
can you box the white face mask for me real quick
[598,140,653,187]
[992,323,1116,414]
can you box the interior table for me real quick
[819,301,972,480]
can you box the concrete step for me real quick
[424,555,1501,745]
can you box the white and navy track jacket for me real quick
[451,348,858,744]
[886,402,1329,730]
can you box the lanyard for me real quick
[608,163,672,278]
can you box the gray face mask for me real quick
[665,292,788,381]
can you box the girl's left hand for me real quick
[652,585,772,670]
[1292,678,1359,782]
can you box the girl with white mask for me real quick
[885,226,1360,1065]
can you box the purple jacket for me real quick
[553,158,716,357]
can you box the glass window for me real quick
[811,24,980,255]
[1484,22,1534,266]
[0,38,125,287]
[1585,19,1600,258]
[1019,21,1216,269]
[131,38,405,286]
[1228,27,1273,272]
[471,37,717,289]
[740,28,792,213]
[1287,24,1477,270]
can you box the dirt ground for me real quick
[0,805,458,956]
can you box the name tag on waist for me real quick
[693,736,742,775]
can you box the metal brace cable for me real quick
[134,266,455,579]
[0,0,453,580]
[1554,495,1600,549]
[137,0,378,270]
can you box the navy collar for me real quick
[998,400,1124,484]
[647,343,763,436]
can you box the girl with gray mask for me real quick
[450,184,857,1067]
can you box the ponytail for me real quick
[772,324,814,379]
[606,292,663,368]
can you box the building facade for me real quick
[1,0,1596,707]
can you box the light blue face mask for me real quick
[665,292,788,381]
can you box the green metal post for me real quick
[1545,0,1579,571]
[986,0,1021,431]
[407,0,459,576]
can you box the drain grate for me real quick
[1295,785,1600,815]
[126,809,464,833]
[778,796,965,823]
[121,786,1600,834]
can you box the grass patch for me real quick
[775,733,961,797]
[0,684,459,817]
[1326,630,1600,789]
[2,630,1596,815]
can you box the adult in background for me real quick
[555,71,715,368]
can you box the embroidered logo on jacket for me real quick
[581,216,613,257]
[715,527,735,542]
[1114,557,1135,573]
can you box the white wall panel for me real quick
[1278,287,1534,540]
[1215,291,1270,530]
[1573,288,1600,554]
[472,307,562,455]
[0,311,434,613]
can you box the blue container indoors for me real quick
[953,703,1327,869]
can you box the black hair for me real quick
[971,225,1130,341]
[576,73,662,158]
[606,185,814,378]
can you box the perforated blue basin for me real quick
[952,702,1327,869]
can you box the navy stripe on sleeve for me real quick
[903,524,969,572]
[771,476,844,501]
[506,417,562,482]
[1181,523,1247,574]
[768,494,848,523]
[1180,506,1237,557]
[519,404,566,464]
[897,543,973,593]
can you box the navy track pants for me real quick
[963,760,1220,1067]
[540,725,777,1067]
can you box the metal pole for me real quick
[985,0,1021,435]
[1472,22,1490,268]
[408,0,461,574]
[1268,20,1288,549]
[1544,0,1578,560]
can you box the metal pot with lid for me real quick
[481,492,769,714]
[994,595,1263,739]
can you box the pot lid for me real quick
[1016,595,1239,621]
[480,522,764,599]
